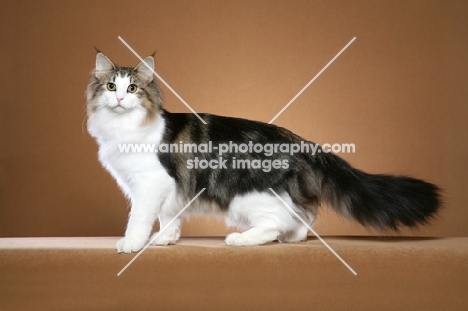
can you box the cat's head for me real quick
[86,52,163,123]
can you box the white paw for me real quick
[150,231,179,246]
[225,232,260,246]
[116,236,147,254]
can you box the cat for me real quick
[86,52,440,254]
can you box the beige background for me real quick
[1,0,467,237]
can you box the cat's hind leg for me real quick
[225,191,301,246]
[278,225,309,243]
[278,211,316,243]
[225,227,281,246]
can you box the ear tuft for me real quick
[95,53,115,79]
[134,56,154,83]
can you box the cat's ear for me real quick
[95,53,115,79]
[134,56,154,83]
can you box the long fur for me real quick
[87,52,441,253]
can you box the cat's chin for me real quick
[108,105,131,114]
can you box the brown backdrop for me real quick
[1,0,467,238]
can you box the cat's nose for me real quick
[117,97,124,104]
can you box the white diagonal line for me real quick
[118,36,207,125]
[268,37,356,124]
[117,188,206,276]
[268,188,357,276]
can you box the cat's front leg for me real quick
[116,177,169,253]
[117,199,158,253]
[150,213,182,246]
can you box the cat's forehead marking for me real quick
[107,70,132,84]
[114,75,130,86]
[113,68,135,83]
[117,70,128,78]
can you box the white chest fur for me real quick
[87,109,167,197]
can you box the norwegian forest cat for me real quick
[87,52,440,253]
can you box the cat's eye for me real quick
[106,83,116,91]
[127,84,138,93]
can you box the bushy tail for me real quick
[320,155,441,230]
